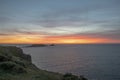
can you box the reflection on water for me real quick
[23,44,120,80]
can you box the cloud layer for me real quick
[0,0,120,43]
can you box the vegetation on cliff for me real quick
[0,46,87,80]
[0,46,62,80]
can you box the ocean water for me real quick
[22,44,120,80]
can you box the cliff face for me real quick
[0,46,31,62]
[0,46,62,80]
[0,46,87,80]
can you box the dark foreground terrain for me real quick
[0,46,87,80]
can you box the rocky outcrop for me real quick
[0,46,62,80]
[0,46,87,80]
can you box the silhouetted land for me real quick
[0,46,87,80]
[27,44,47,47]
[26,44,55,47]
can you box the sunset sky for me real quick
[0,0,120,44]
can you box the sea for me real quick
[2,44,120,80]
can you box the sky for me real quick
[0,0,120,44]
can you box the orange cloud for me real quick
[0,34,120,44]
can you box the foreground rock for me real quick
[0,46,62,80]
[0,46,88,80]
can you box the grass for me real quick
[0,46,87,80]
[0,46,62,80]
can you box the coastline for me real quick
[0,46,87,80]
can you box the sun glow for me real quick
[0,34,120,44]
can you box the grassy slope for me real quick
[0,46,62,80]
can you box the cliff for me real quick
[0,46,62,80]
[0,46,87,80]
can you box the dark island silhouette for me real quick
[49,44,55,46]
[28,44,47,47]
[26,44,55,47]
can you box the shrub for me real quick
[12,64,26,73]
[0,61,15,71]
[14,60,26,68]
[0,77,11,80]
[0,54,11,62]
[63,73,79,80]
[0,61,26,73]
[63,73,88,80]
[79,76,88,80]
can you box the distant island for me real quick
[27,44,47,47]
[26,44,55,47]
[0,46,87,80]
[49,44,55,46]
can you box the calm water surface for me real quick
[22,44,120,80]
